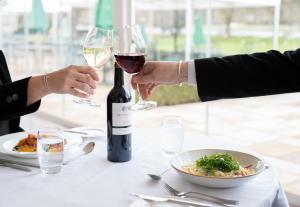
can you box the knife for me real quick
[63,130,88,135]
[0,162,32,172]
[132,194,212,207]
[0,158,39,168]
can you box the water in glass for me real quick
[37,130,64,174]
[160,116,184,157]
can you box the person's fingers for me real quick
[138,84,150,100]
[146,83,152,93]
[137,83,158,99]
[71,81,94,95]
[131,61,157,88]
[131,75,138,90]
[132,73,154,85]
[77,66,99,81]
[73,73,96,89]
[69,88,89,98]
[148,84,157,95]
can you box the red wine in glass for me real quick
[114,53,145,74]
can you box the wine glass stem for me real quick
[136,86,145,104]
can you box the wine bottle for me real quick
[107,63,133,162]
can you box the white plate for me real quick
[170,149,265,188]
[0,131,82,159]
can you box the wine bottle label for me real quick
[112,103,133,127]
[112,127,132,135]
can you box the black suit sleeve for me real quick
[194,49,300,101]
[0,77,41,120]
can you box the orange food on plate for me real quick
[13,134,37,152]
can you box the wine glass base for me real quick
[130,100,157,111]
[73,99,101,107]
[162,151,177,158]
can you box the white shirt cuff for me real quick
[188,60,197,85]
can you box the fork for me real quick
[148,173,239,206]
[162,180,239,206]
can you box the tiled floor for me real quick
[20,89,300,206]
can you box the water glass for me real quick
[37,129,64,174]
[160,116,184,157]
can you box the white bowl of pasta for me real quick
[170,149,265,188]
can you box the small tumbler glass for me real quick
[37,128,64,174]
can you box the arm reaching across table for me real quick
[131,49,300,101]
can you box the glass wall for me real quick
[0,0,299,128]
[0,0,114,128]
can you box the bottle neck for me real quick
[114,63,124,87]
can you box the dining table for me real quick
[0,128,289,207]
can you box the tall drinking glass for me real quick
[160,116,184,158]
[37,128,64,174]
[73,27,113,107]
[114,25,157,111]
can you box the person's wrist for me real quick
[27,75,49,106]
[43,73,53,94]
[32,75,49,95]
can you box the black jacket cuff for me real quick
[195,58,221,102]
[0,77,41,120]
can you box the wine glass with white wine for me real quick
[73,27,113,107]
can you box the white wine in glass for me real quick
[73,27,113,107]
[83,46,112,69]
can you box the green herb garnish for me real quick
[196,153,240,173]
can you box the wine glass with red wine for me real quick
[114,25,157,111]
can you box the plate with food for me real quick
[0,131,82,159]
[170,149,265,188]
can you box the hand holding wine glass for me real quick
[114,25,157,111]
[27,65,99,106]
[131,61,189,100]
[48,65,98,97]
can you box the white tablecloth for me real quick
[0,128,289,207]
